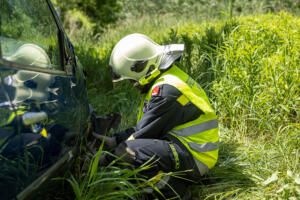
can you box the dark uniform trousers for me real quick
[112,136,200,199]
[106,84,204,199]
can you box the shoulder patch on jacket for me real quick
[151,86,160,96]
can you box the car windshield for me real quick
[0,0,62,70]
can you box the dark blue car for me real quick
[0,0,91,199]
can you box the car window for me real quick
[0,0,62,70]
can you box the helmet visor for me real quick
[130,60,148,72]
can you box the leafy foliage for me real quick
[53,0,300,39]
[119,0,300,18]
[58,0,300,199]
[69,11,299,199]
[53,0,120,33]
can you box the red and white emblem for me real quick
[151,86,160,96]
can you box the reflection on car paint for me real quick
[0,0,90,198]
[0,63,89,199]
[3,70,58,105]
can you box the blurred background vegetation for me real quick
[51,0,299,199]
[53,0,300,38]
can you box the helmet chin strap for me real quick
[137,68,161,86]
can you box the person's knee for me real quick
[114,143,136,164]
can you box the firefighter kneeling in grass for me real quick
[96,33,219,199]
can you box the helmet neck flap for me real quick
[136,44,184,86]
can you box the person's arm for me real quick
[132,84,202,139]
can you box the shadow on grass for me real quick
[192,140,255,199]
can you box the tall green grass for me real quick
[66,142,150,200]
[67,7,299,200]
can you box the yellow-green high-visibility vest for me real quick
[137,65,219,175]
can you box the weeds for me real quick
[67,142,151,200]
[67,5,299,200]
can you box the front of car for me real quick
[0,0,90,199]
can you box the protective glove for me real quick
[114,127,136,143]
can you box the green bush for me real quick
[53,0,300,39]
[82,12,299,135]
[53,0,120,34]
[70,11,299,199]
[119,0,300,20]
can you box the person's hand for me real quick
[92,132,117,150]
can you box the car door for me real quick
[0,0,89,199]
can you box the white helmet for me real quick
[5,43,51,68]
[109,33,184,85]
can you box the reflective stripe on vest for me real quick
[188,141,218,152]
[137,65,219,174]
[171,119,218,137]
[194,158,209,176]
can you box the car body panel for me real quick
[0,64,89,134]
[0,0,90,199]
